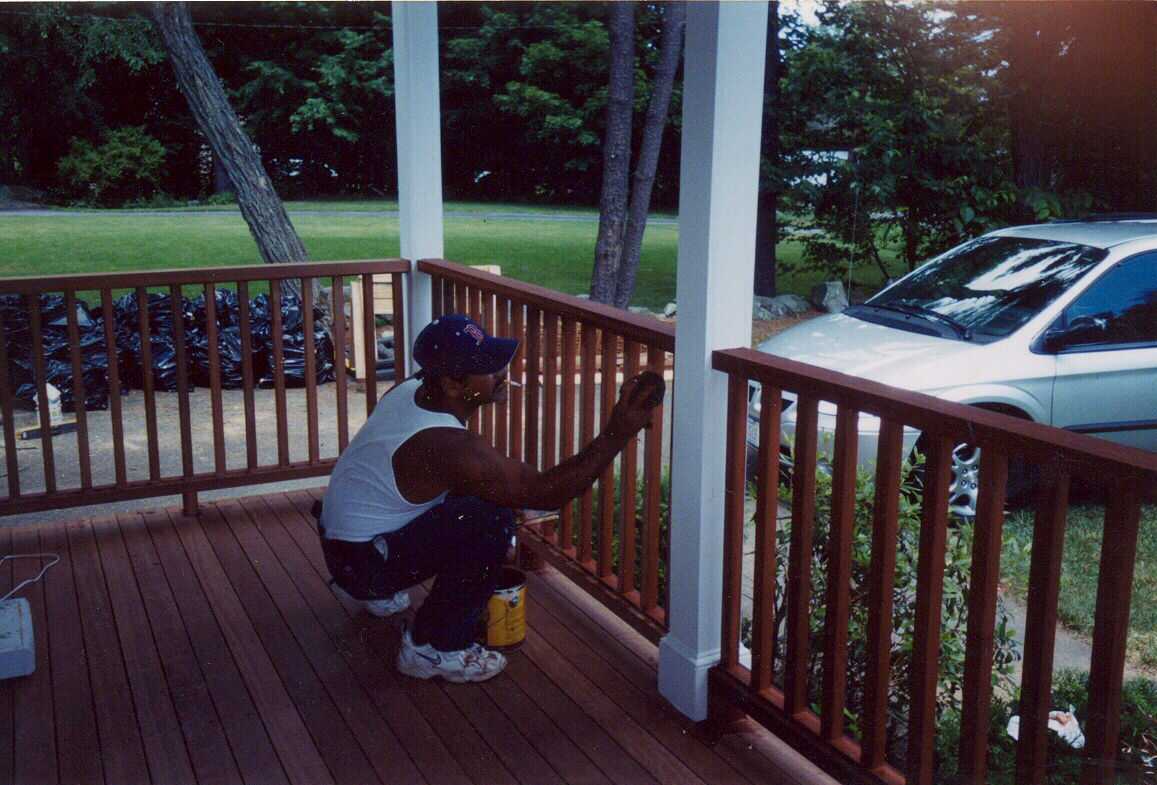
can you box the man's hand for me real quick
[606,371,666,440]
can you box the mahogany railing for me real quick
[0,260,408,518]
[711,347,1157,785]
[420,259,675,641]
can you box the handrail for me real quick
[423,259,673,641]
[0,259,409,518]
[0,259,410,294]
[714,347,1157,476]
[711,347,1157,785]
[418,259,676,351]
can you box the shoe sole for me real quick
[396,661,506,684]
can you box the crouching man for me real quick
[319,313,664,683]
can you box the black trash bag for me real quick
[191,288,240,330]
[188,288,255,388]
[190,326,256,389]
[1,294,112,412]
[113,291,193,392]
[252,293,335,388]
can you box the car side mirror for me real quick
[1040,315,1106,353]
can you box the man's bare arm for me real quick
[396,372,664,510]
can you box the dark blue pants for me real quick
[320,496,515,651]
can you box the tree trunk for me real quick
[151,1,309,303]
[589,1,636,305]
[753,3,780,299]
[612,2,687,309]
[1007,4,1050,200]
[211,150,233,195]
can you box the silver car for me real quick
[748,217,1157,516]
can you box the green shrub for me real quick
[741,464,1021,770]
[204,190,237,206]
[936,669,1157,784]
[57,126,167,206]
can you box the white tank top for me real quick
[320,377,465,541]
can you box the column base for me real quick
[658,634,720,721]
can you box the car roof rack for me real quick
[1051,212,1157,223]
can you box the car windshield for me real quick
[855,235,1108,342]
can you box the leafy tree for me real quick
[57,126,167,205]
[779,2,1018,282]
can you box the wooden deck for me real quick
[0,488,832,785]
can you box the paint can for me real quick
[486,567,527,650]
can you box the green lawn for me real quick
[1001,503,1157,668]
[0,201,892,311]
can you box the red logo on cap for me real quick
[464,324,485,345]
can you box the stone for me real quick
[753,294,810,320]
[810,281,849,313]
[663,302,677,318]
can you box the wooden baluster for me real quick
[391,273,405,383]
[597,330,618,583]
[821,406,859,741]
[543,315,559,471]
[482,289,498,446]
[26,296,55,493]
[641,345,666,620]
[470,284,483,324]
[64,290,92,490]
[100,289,126,486]
[861,419,904,771]
[237,281,258,470]
[1082,474,1144,785]
[204,284,226,476]
[361,274,377,415]
[559,318,578,555]
[510,303,525,461]
[1014,462,1070,785]
[0,315,18,498]
[617,340,641,599]
[495,297,510,456]
[525,306,541,469]
[302,278,319,465]
[907,433,955,785]
[784,395,819,715]
[959,449,1009,784]
[169,285,195,513]
[751,385,782,693]
[431,276,444,320]
[454,282,467,315]
[468,287,483,435]
[331,277,349,453]
[271,282,290,466]
[443,278,456,317]
[721,374,748,671]
[579,324,598,568]
[136,287,160,480]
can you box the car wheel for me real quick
[912,437,1037,519]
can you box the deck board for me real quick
[0,490,833,785]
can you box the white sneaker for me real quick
[396,628,507,683]
[333,583,411,617]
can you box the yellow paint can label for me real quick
[486,568,527,649]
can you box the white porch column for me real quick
[392,1,443,369]
[658,1,768,721]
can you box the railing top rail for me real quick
[0,259,411,294]
[419,259,676,350]
[714,346,1157,477]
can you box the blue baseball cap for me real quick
[413,314,519,377]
